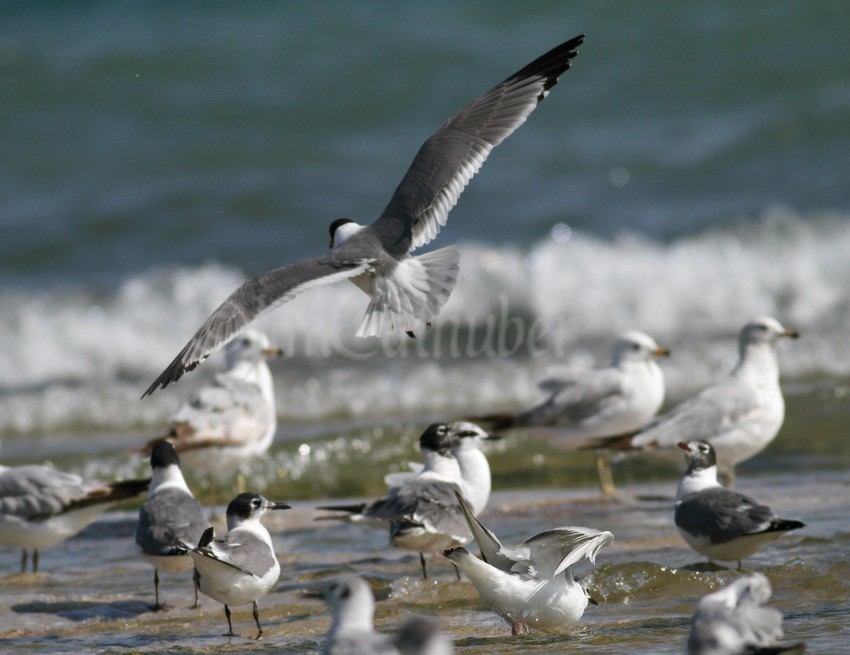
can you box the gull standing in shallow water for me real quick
[143,34,586,396]
[141,330,282,477]
[583,317,798,485]
[318,576,454,655]
[477,330,668,495]
[0,464,148,573]
[317,423,473,578]
[445,491,612,636]
[382,421,499,516]
[136,441,209,610]
[675,440,804,569]
[688,573,803,655]
[190,492,290,639]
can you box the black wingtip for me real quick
[509,34,586,94]
[197,526,215,549]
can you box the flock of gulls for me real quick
[0,34,809,654]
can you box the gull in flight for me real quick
[143,34,585,396]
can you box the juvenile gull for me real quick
[141,330,281,476]
[143,35,586,395]
[688,573,803,655]
[190,492,290,639]
[318,423,472,578]
[135,441,209,610]
[445,491,612,635]
[675,440,804,569]
[584,317,798,485]
[318,576,454,655]
[0,464,148,573]
[478,330,668,494]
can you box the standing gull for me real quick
[477,330,668,495]
[141,330,281,476]
[675,440,804,569]
[0,464,148,573]
[688,573,803,655]
[382,421,499,516]
[583,317,798,485]
[317,423,472,578]
[143,34,586,395]
[136,441,209,610]
[445,491,612,635]
[190,492,290,639]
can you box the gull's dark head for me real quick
[328,217,355,249]
[150,440,180,469]
[226,492,291,525]
[677,439,716,473]
[418,423,456,456]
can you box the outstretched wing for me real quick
[514,526,613,579]
[143,254,371,396]
[378,35,585,252]
[453,490,514,572]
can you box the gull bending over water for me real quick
[477,330,668,495]
[688,573,803,655]
[675,440,804,569]
[0,464,148,573]
[445,491,612,635]
[141,331,281,476]
[584,317,798,485]
[143,34,586,395]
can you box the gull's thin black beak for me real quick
[267,501,292,511]
[588,595,599,606]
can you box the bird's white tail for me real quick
[356,246,460,338]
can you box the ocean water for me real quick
[1,2,849,653]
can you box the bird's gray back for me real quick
[136,488,207,555]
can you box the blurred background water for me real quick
[0,2,848,652]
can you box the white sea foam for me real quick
[1,207,848,435]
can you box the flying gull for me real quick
[143,34,585,396]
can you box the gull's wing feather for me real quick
[378,35,585,252]
[514,526,613,578]
[144,255,371,396]
[675,488,775,543]
[453,490,513,571]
